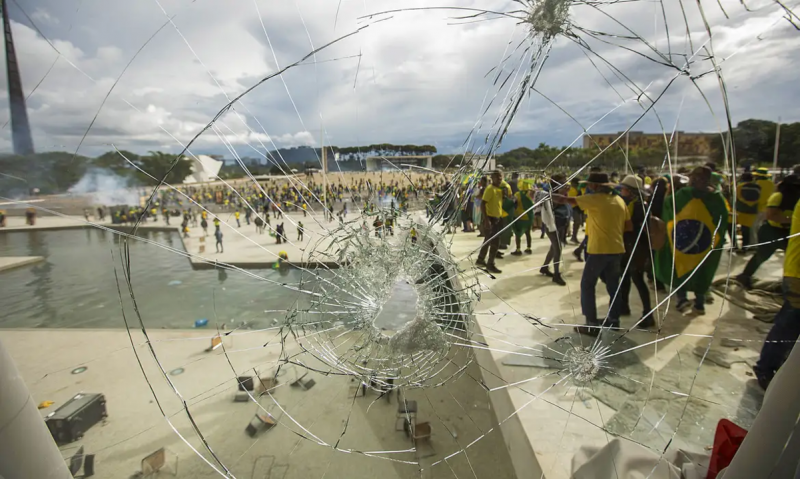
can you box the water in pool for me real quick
[0,229,320,329]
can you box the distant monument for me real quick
[2,0,34,155]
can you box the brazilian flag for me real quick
[655,188,729,293]
[735,182,760,227]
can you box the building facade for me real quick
[583,131,716,158]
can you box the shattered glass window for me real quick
[1,0,799,478]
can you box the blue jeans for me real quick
[754,278,800,382]
[581,253,623,326]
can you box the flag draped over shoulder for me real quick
[655,187,729,292]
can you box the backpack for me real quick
[648,216,666,250]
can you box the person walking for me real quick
[200,217,208,236]
[752,197,800,390]
[476,170,504,274]
[297,221,304,241]
[555,172,629,334]
[655,166,728,315]
[215,227,224,253]
[540,175,568,286]
[235,210,241,228]
[735,175,799,289]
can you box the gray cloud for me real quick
[0,0,798,159]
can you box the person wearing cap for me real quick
[616,175,655,328]
[735,175,800,289]
[476,170,505,274]
[655,166,728,315]
[752,197,800,390]
[554,172,629,334]
[735,172,761,253]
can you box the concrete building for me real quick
[583,131,716,159]
[365,155,432,171]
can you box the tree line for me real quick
[0,150,192,196]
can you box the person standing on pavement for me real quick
[616,175,654,328]
[540,175,569,286]
[655,166,728,315]
[476,170,505,274]
[215,226,224,253]
[753,197,800,390]
[734,172,761,254]
[554,172,629,334]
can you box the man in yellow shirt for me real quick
[753,197,800,389]
[555,172,630,334]
[476,170,505,274]
[736,175,799,289]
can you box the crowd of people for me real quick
[465,163,799,390]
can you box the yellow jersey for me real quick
[756,178,775,211]
[785,200,800,279]
[482,185,504,218]
[574,193,629,254]
[766,192,792,228]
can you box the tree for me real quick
[134,151,194,185]
[710,119,800,168]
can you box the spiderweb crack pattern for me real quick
[4,0,800,477]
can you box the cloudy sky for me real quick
[2,0,799,158]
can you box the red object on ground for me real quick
[707,418,748,479]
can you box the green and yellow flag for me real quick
[735,182,761,227]
[655,187,728,293]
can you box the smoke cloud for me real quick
[67,168,141,206]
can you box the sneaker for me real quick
[638,316,656,329]
[486,264,502,274]
[475,258,486,267]
[495,252,505,259]
[735,249,746,256]
[676,299,692,313]
[572,249,583,262]
[570,237,579,244]
[691,307,706,316]
[540,267,553,277]
[574,325,599,337]
[705,293,715,304]
[524,248,532,254]
[752,365,772,391]
[511,250,523,256]
[552,275,566,286]
[619,307,632,317]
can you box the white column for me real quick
[723,336,800,478]
[0,339,72,479]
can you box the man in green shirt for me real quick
[476,171,504,274]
